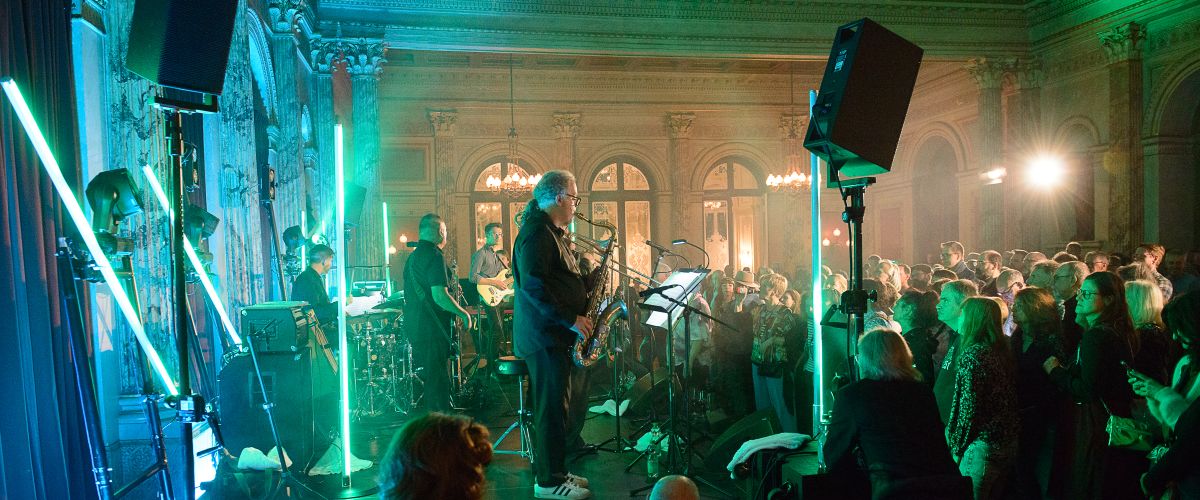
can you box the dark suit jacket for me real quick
[512,208,588,357]
[1143,398,1200,498]
[825,380,960,484]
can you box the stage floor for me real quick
[200,363,748,499]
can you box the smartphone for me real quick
[736,286,748,294]
[1121,360,1145,380]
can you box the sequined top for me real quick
[947,342,1020,457]
[750,303,802,377]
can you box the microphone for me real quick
[645,240,671,254]
[638,283,680,298]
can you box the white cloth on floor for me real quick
[308,443,374,476]
[236,447,291,471]
[587,398,630,416]
[725,432,811,478]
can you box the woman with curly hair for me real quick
[378,413,493,500]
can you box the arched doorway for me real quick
[702,158,765,273]
[911,136,960,263]
[586,160,654,282]
[1148,65,1200,252]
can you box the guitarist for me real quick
[404,213,474,412]
[470,222,512,361]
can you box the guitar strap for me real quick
[403,249,456,348]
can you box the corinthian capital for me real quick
[553,112,582,139]
[309,37,387,76]
[267,0,311,34]
[428,110,458,136]
[1007,57,1042,90]
[965,57,1007,90]
[667,112,695,139]
[1099,22,1146,63]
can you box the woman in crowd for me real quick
[946,298,1019,500]
[781,289,802,315]
[378,412,493,500]
[1010,287,1067,499]
[750,273,803,432]
[1126,279,1177,385]
[824,329,967,499]
[711,276,755,418]
[1135,291,1200,498]
[863,278,901,334]
[1043,271,1144,499]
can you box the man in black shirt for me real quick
[403,213,473,413]
[291,244,338,323]
[514,170,594,499]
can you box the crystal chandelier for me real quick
[767,63,810,195]
[486,54,541,198]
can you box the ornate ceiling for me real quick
[313,0,1038,59]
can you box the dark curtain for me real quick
[0,1,95,499]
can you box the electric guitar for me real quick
[477,268,515,307]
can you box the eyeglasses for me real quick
[563,193,581,206]
[1078,289,1100,300]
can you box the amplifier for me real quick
[240,301,314,353]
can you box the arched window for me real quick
[702,159,764,273]
[472,160,535,255]
[587,161,654,283]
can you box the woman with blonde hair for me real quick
[750,273,803,432]
[824,330,965,499]
[947,298,1018,500]
[1126,279,1176,385]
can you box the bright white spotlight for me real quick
[1027,155,1065,189]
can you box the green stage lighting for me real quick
[141,165,241,346]
[335,123,352,481]
[2,77,178,394]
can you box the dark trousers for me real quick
[526,345,575,486]
[414,341,451,412]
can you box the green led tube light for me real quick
[2,78,178,395]
[335,123,352,480]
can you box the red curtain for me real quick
[0,1,94,498]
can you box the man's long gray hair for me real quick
[520,170,575,224]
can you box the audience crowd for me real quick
[378,240,1200,499]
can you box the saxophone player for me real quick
[513,170,594,499]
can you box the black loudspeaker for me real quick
[805,18,924,180]
[218,351,336,470]
[344,184,367,228]
[125,0,239,95]
[703,409,782,473]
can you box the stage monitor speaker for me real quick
[218,351,336,471]
[704,409,782,473]
[804,17,923,180]
[125,0,239,95]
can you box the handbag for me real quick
[1102,398,1159,451]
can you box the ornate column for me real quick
[267,0,310,233]
[1099,22,1146,252]
[1006,58,1043,249]
[553,112,582,175]
[309,39,339,242]
[346,39,387,276]
[429,110,459,252]
[667,112,696,240]
[966,58,1006,251]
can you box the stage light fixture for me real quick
[85,168,145,234]
[142,165,241,346]
[1027,155,1065,189]
[184,204,219,242]
[2,77,178,395]
[335,123,352,481]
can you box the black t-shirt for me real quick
[292,267,336,323]
[403,240,453,348]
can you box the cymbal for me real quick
[373,292,405,310]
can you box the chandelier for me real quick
[486,54,541,198]
[767,63,811,195]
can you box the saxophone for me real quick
[571,212,625,368]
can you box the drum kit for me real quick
[346,292,420,420]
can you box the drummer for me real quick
[292,244,339,323]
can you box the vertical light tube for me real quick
[808,89,825,443]
[334,124,351,481]
[300,210,307,267]
[141,165,241,346]
[382,201,391,296]
[2,78,178,394]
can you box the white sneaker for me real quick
[534,481,592,499]
[566,472,589,488]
